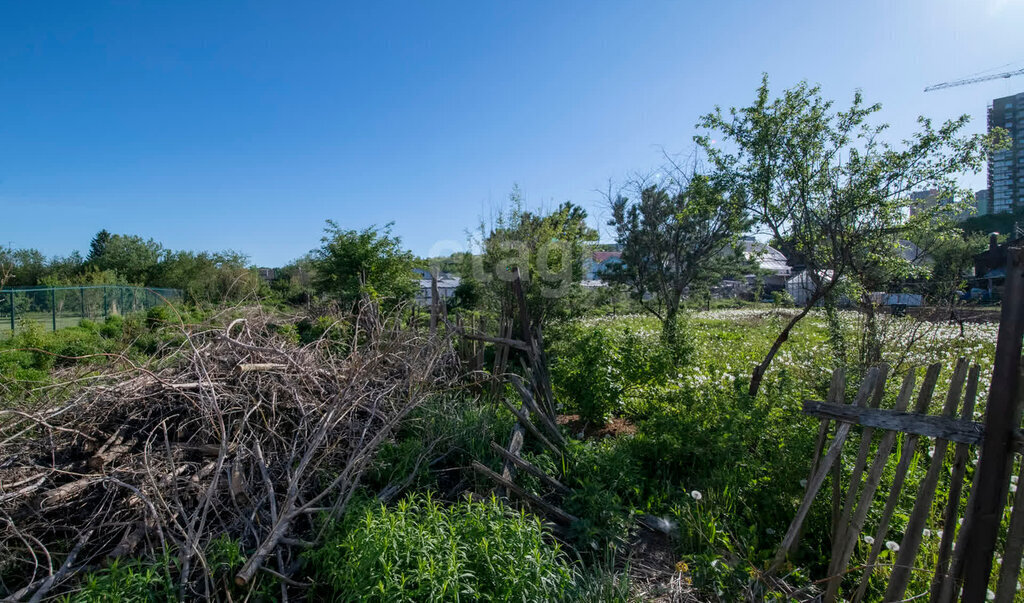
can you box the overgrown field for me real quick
[1,305,1019,601]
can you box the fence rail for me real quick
[0,285,182,336]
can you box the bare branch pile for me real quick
[0,304,458,600]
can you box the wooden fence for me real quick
[772,246,1024,602]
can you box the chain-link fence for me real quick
[0,286,182,337]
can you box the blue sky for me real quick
[2,1,1023,266]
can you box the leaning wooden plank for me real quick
[825,369,916,603]
[471,461,577,525]
[459,328,531,353]
[823,364,895,603]
[929,365,980,602]
[851,362,942,603]
[884,357,969,603]
[498,396,563,456]
[508,374,565,446]
[500,424,525,492]
[770,367,879,572]
[489,442,570,493]
[810,367,847,479]
[994,458,1024,602]
[937,450,985,603]
[831,367,884,554]
[800,402,985,445]
[794,367,847,553]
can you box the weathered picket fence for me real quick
[772,247,1024,603]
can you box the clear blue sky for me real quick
[2,0,1023,266]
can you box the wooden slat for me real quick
[508,374,565,446]
[792,367,847,555]
[800,402,984,445]
[884,357,970,602]
[810,368,847,478]
[940,358,1024,603]
[851,362,942,603]
[830,366,890,581]
[962,247,1024,602]
[770,367,878,572]
[930,365,981,601]
[489,442,570,493]
[500,424,525,485]
[994,458,1024,602]
[828,365,890,575]
[497,395,562,456]
[471,461,578,525]
[822,364,903,603]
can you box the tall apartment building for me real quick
[988,92,1024,214]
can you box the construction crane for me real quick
[925,67,1024,92]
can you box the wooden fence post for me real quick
[961,246,1024,602]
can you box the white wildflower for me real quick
[885,541,900,552]
[863,535,875,545]
[690,490,703,501]
[922,529,931,538]
[987,589,995,600]
[799,479,808,488]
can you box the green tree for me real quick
[87,229,111,265]
[603,172,751,345]
[466,188,597,324]
[697,75,1006,396]
[92,234,163,283]
[151,250,262,303]
[3,248,48,287]
[311,221,417,306]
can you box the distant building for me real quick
[909,189,974,221]
[988,92,1024,214]
[786,270,834,306]
[584,251,623,280]
[738,237,791,291]
[257,267,277,282]
[975,189,991,217]
[413,271,460,306]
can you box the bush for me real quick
[99,315,125,339]
[306,493,578,601]
[771,290,794,308]
[549,321,682,423]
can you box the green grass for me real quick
[305,493,583,602]
[544,307,1007,600]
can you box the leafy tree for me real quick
[467,188,597,324]
[42,251,85,284]
[960,206,1024,237]
[91,234,164,284]
[2,248,48,287]
[311,221,417,306]
[697,75,1006,396]
[270,255,317,305]
[603,172,751,345]
[916,229,987,309]
[151,250,262,303]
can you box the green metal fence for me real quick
[0,286,182,336]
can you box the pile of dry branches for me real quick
[0,304,458,600]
